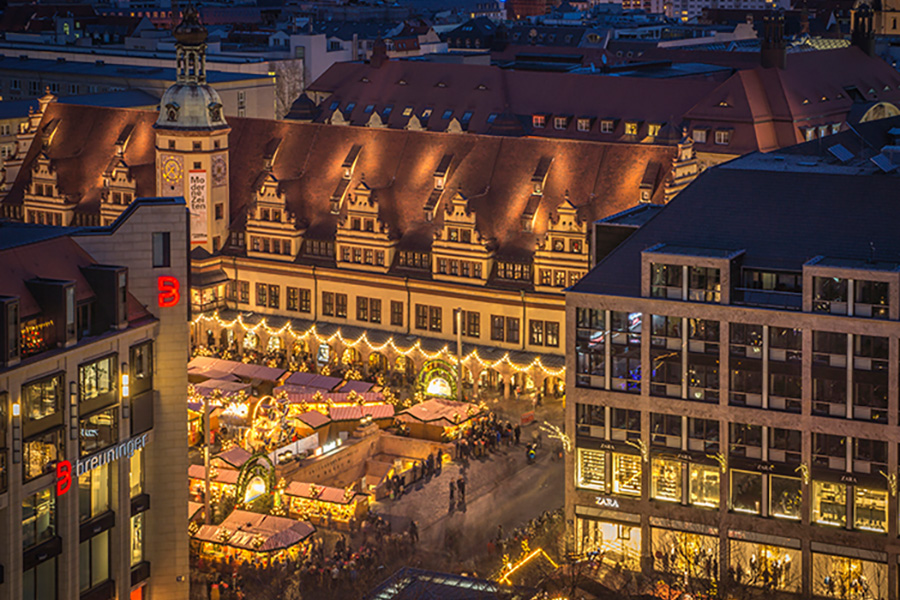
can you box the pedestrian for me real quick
[457,476,466,503]
[449,480,456,503]
[408,520,419,544]
[514,424,521,445]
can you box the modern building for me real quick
[565,117,900,598]
[0,195,190,600]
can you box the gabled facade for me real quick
[534,197,589,292]
[335,183,396,274]
[432,192,494,285]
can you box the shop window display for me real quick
[812,553,887,600]
[612,453,642,496]
[575,517,641,569]
[22,487,55,548]
[651,528,719,580]
[812,481,847,527]
[853,487,887,533]
[730,470,762,514]
[729,541,801,592]
[769,475,802,520]
[576,448,606,491]
[651,458,682,502]
[24,428,63,481]
[690,464,720,508]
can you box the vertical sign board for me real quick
[189,169,208,245]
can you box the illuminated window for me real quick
[600,120,614,133]
[769,475,801,520]
[689,463,719,508]
[624,121,639,135]
[812,481,847,527]
[651,458,682,502]
[612,453,641,496]
[692,129,707,143]
[532,115,546,129]
[715,130,731,145]
[576,448,606,491]
[854,487,887,532]
[577,118,590,132]
[730,469,762,514]
[553,116,567,130]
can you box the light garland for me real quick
[192,311,566,378]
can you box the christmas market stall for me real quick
[282,481,369,531]
[189,464,240,502]
[192,509,315,568]
[395,398,486,441]
[188,402,222,446]
[188,357,286,396]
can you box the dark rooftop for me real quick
[571,137,900,298]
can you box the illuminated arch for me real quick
[860,102,900,122]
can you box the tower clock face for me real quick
[211,154,227,187]
[162,156,183,183]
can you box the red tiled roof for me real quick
[7,103,675,259]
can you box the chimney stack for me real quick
[851,3,876,57]
[760,11,787,69]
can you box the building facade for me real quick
[0,196,190,600]
[565,132,900,598]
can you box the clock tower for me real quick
[155,4,230,253]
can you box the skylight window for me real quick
[383,105,393,116]
[364,104,374,113]
[487,113,497,123]
[403,106,413,116]
[462,111,473,122]
[442,109,453,119]
[329,101,339,110]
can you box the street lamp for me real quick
[455,308,463,402]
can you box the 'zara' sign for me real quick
[595,496,620,509]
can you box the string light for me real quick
[192,311,567,378]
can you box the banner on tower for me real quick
[189,169,208,245]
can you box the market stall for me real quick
[192,509,315,568]
[395,398,486,441]
[283,481,368,531]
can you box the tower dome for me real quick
[156,4,228,130]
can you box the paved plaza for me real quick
[372,396,566,574]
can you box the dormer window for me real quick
[461,229,471,243]
[165,103,179,122]
[552,238,564,252]
[442,109,453,120]
[693,129,708,143]
[554,116,567,130]
[364,219,374,232]
[648,123,661,137]
[533,115,546,129]
[403,106,413,116]
[624,121,639,136]
[364,104,374,113]
[600,120,614,134]
[351,217,361,230]
[208,102,223,121]
[715,130,731,145]
[577,118,590,132]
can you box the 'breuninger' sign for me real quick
[56,432,149,495]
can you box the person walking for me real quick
[449,480,456,511]
[408,520,419,544]
[514,424,521,445]
[457,476,466,504]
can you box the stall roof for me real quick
[295,410,331,429]
[213,446,253,469]
[334,380,374,393]
[275,388,385,407]
[329,402,395,422]
[189,502,205,520]
[194,509,315,552]
[283,481,358,504]
[397,399,483,428]
[188,357,286,382]
[189,464,240,485]
[282,372,342,390]
[194,379,252,397]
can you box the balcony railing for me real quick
[732,288,802,311]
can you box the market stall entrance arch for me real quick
[417,359,457,398]
[236,453,277,504]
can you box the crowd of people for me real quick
[452,413,526,462]
[383,449,445,500]
[192,514,420,599]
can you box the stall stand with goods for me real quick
[192,509,315,569]
[283,481,369,531]
[189,464,240,502]
[188,402,223,446]
[395,398,486,441]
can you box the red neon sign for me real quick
[56,460,72,496]
[158,276,180,307]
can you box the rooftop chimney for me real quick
[370,38,388,68]
[851,3,876,57]
[760,11,786,69]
